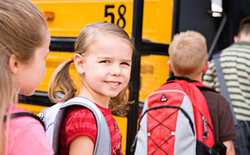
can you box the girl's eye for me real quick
[100,60,109,63]
[121,62,130,66]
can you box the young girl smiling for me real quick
[48,22,134,155]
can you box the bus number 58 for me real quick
[104,4,126,28]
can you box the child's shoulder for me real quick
[6,106,46,144]
[7,106,53,155]
[66,105,94,117]
[8,105,42,126]
[63,105,98,132]
[64,105,98,124]
[200,87,229,107]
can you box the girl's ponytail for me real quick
[48,59,77,103]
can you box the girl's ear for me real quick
[74,54,84,74]
[9,54,20,74]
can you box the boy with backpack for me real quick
[203,17,250,155]
[133,31,236,155]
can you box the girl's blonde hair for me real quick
[0,0,47,153]
[169,30,207,76]
[49,22,134,116]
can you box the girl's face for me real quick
[15,30,50,96]
[80,35,132,103]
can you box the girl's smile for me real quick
[105,81,121,87]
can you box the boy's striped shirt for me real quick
[203,41,250,121]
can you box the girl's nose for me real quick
[111,64,121,76]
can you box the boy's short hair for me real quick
[237,17,250,37]
[169,30,207,76]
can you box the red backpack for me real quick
[132,77,226,155]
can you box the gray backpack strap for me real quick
[59,96,111,155]
[38,102,64,153]
[52,105,65,154]
[213,51,238,125]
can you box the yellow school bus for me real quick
[18,0,173,153]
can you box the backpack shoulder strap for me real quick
[4,112,45,129]
[213,51,231,103]
[213,51,238,125]
[196,85,216,92]
[59,97,111,155]
[37,101,64,154]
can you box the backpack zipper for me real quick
[202,116,209,140]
